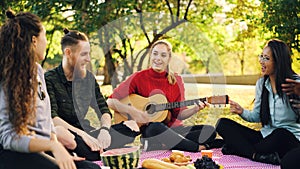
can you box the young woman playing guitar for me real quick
[107,40,225,152]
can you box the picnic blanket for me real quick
[94,148,280,169]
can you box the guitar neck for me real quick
[155,98,207,111]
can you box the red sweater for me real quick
[110,68,187,127]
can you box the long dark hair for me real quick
[0,9,42,134]
[260,39,297,125]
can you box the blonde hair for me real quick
[149,40,177,85]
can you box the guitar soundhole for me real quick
[145,104,156,114]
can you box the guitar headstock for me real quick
[206,95,229,105]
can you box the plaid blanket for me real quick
[95,148,280,169]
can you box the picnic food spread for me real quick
[142,151,223,169]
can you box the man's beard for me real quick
[73,64,87,79]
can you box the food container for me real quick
[201,150,213,158]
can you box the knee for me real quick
[272,128,296,142]
[272,128,290,136]
[206,125,216,133]
[215,118,226,130]
[89,163,101,169]
[143,122,166,137]
[76,161,101,169]
[215,118,231,132]
[281,148,299,169]
[55,126,77,150]
[205,125,217,137]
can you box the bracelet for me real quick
[100,126,110,132]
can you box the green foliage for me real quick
[1,0,299,79]
[211,0,265,75]
[260,0,300,72]
[0,1,27,21]
[261,0,300,53]
[0,0,79,67]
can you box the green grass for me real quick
[183,83,261,130]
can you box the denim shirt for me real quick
[241,77,300,140]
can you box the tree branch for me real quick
[158,19,187,36]
[176,0,180,22]
[165,0,174,24]
[41,29,55,67]
[137,11,151,44]
[137,19,187,70]
[184,0,193,20]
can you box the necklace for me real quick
[37,76,45,100]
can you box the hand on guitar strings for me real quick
[130,106,150,124]
[193,100,208,113]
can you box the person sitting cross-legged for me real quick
[107,40,224,152]
[216,39,300,165]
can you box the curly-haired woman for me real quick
[0,10,100,169]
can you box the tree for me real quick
[95,0,198,87]
[96,0,234,87]
[213,0,263,75]
[2,0,284,83]
[261,0,300,52]
[0,0,78,68]
[260,0,300,72]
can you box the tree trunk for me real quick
[101,27,118,87]
[103,52,118,88]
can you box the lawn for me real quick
[183,83,261,130]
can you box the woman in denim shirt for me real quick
[216,39,300,165]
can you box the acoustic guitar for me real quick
[114,94,229,127]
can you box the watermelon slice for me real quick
[101,146,140,169]
[101,146,139,156]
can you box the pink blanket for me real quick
[95,148,280,169]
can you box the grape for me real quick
[194,156,220,169]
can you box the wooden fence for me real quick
[181,74,260,85]
[96,74,261,85]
